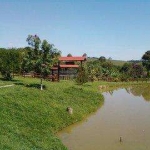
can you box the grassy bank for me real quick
[0,77,104,150]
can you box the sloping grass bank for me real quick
[0,77,104,150]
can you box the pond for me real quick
[57,86,150,150]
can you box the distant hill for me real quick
[87,57,142,66]
[127,60,142,63]
[87,57,98,61]
[87,57,127,66]
[109,60,127,66]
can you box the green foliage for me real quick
[0,48,22,80]
[22,35,61,76]
[1,70,12,80]
[130,63,144,78]
[85,58,145,82]
[76,66,88,84]
[142,50,150,76]
[26,34,41,57]
[120,63,132,74]
[86,59,118,81]
[99,56,106,63]
[86,61,102,81]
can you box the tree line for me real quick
[0,35,61,81]
[76,51,150,84]
[1,34,150,83]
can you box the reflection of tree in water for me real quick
[129,85,150,101]
[125,87,131,94]
[130,86,143,97]
[100,85,150,101]
[141,88,150,101]
[108,90,114,95]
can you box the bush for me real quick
[1,70,12,80]
[76,66,88,85]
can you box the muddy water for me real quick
[57,86,150,150]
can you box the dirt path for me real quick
[0,84,14,88]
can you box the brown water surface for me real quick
[57,86,150,150]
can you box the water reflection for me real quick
[129,86,150,101]
[105,85,150,101]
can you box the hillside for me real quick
[87,57,127,66]
[0,77,104,150]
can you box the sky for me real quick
[1,0,150,60]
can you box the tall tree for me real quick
[22,34,61,90]
[26,34,41,57]
[142,50,150,77]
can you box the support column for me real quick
[58,61,60,82]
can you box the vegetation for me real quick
[0,77,104,150]
[0,48,23,80]
[76,66,88,84]
[22,34,61,90]
[84,57,147,82]
[0,44,149,84]
[142,50,150,77]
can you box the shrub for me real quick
[76,66,88,85]
[1,70,12,80]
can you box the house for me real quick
[51,56,86,81]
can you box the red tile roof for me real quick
[59,56,86,61]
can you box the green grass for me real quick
[0,77,104,150]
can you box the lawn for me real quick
[0,77,104,150]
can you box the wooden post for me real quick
[120,137,122,142]
[58,61,60,82]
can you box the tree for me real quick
[0,48,21,80]
[26,34,41,57]
[120,63,132,75]
[142,50,150,77]
[76,66,88,85]
[86,60,102,81]
[23,34,61,90]
[82,53,87,58]
[99,56,106,63]
[130,63,144,79]
[67,53,72,57]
